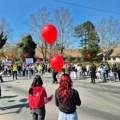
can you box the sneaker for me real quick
[55,81,59,84]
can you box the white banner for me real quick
[4,61,12,66]
[25,58,33,64]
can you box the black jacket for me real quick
[55,89,81,114]
[112,65,117,72]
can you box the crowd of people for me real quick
[64,62,120,84]
[0,62,120,84]
[1,61,120,120]
[0,62,49,81]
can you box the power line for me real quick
[53,0,120,15]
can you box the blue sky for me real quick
[0,0,120,47]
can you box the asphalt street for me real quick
[0,73,120,120]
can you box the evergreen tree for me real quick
[18,35,36,60]
[0,32,7,49]
[74,21,100,61]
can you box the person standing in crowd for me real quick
[86,64,90,76]
[55,74,81,120]
[0,69,6,82]
[12,63,18,80]
[41,63,45,76]
[0,64,2,72]
[105,63,111,80]
[52,70,58,84]
[77,63,83,79]
[31,64,34,75]
[101,64,107,82]
[28,75,53,120]
[82,65,86,77]
[7,66,12,76]
[0,65,4,82]
[97,64,102,80]
[90,63,96,84]
[117,65,120,81]
[17,64,22,77]
[47,64,51,73]
[22,64,26,76]
[66,63,71,75]
[112,63,118,82]
[28,64,32,79]
[0,72,3,82]
[70,65,77,78]
[38,63,43,76]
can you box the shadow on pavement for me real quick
[0,95,19,99]
[0,98,29,115]
[2,80,14,83]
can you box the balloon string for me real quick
[52,83,53,94]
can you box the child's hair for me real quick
[29,75,43,94]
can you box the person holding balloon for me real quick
[52,69,58,84]
[55,74,81,120]
[50,55,64,84]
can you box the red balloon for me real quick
[23,54,27,58]
[10,54,14,59]
[37,59,41,63]
[87,54,91,59]
[41,24,58,45]
[50,55,64,72]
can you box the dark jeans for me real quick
[0,76,3,82]
[113,72,117,81]
[23,70,25,76]
[52,73,58,83]
[13,71,17,80]
[118,72,120,80]
[103,73,106,82]
[90,72,96,83]
[32,106,46,120]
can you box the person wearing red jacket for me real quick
[28,75,53,120]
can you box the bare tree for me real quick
[0,17,13,39]
[97,16,120,48]
[25,7,74,60]
[0,17,13,59]
[53,8,74,54]
[25,6,52,61]
[97,16,120,60]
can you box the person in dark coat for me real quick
[117,65,120,81]
[89,63,96,84]
[112,63,117,82]
[52,70,58,84]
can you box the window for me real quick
[113,58,115,60]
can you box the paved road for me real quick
[0,73,120,120]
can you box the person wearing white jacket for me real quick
[97,65,102,80]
